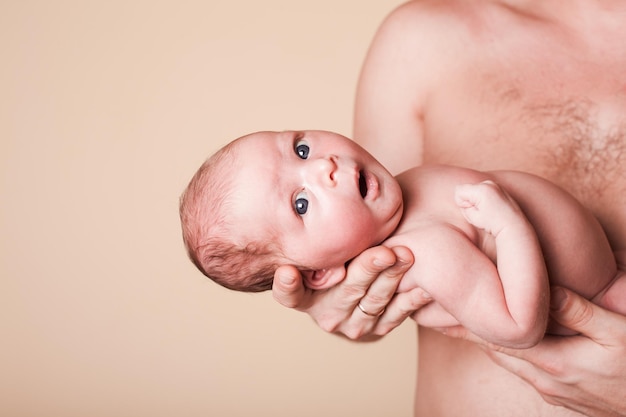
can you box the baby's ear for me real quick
[302,266,347,290]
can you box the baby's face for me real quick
[228,130,403,270]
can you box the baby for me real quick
[180,130,625,348]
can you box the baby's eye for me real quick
[294,191,309,215]
[294,139,310,159]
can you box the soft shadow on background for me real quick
[1,1,416,416]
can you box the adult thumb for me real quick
[272,265,306,309]
[550,286,617,345]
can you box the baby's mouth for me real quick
[359,170,368,199]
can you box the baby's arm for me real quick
[454,181,550,346]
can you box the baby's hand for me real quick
[455,180,525,236]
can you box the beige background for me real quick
[1,1,417,416]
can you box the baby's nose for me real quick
[309,155,337,186]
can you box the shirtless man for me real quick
[273,1,626,416]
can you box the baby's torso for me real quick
[387,165,619,308]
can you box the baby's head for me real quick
[179,130,403,292]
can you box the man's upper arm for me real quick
[353,1,454,174]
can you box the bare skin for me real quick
[275,0,626,415]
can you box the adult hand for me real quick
[444,287,626,416]
[272,245,431,340]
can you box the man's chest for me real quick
[422,58,626,247]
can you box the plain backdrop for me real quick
[1,1,418,416]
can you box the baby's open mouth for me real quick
[359,170,368,198]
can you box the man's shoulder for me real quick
[383,0,488,34]
[381,0,529,42]
[369,1,510,83]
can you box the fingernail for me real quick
[421,290,432,300]
[550,287,567,310]
[373,258,391,267]
[397,257,411,266]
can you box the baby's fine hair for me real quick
[179,138,281,292]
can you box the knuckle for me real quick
[344,327,366,340]
[541,357,566,377]
[317,317,340,334]
[398,304,417,316]
[373,322,395,336]
[366,293,390,306]
[341,284,367,301]
[539,393,561,407]
[571,301,595,328]
[534,380,561,401]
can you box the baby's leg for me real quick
[455,180,529,237]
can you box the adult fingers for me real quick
[483,348,570,405]
[326,245,400,312]
[333,246,413,339]
[373,287,432,336]
[446,286,624,359]
[549,286,624,346]
[352,246,413,316]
